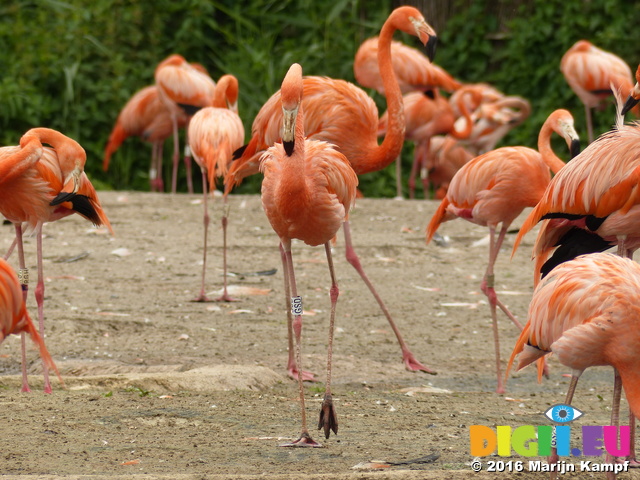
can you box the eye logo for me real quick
[544,404,584,423]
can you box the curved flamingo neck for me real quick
[371,19,406,172]
[538,121,565,175]
[449,91,477,140]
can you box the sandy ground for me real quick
[0,191,638,479]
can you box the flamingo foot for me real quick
[279,431,323,448]
[20,384,31,393]
[191,294,214,303]
[44,384,53,394]
[214,293,239,303]
[403,351,437,375]
[287,366,317,383]
[623,457,640,467]
[318,393,338,439]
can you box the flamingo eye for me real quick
[544,404,584,423]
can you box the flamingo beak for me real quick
[562,122,581,159]
[425,35,438,62]
[282,106,298,156]
[621,94,640,116]
[569,139,581,159]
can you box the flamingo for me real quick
[426,109,580,393]
[188,74,244,302]
[423,135,474,199]
[377,88,476,199]
[103,85,187,192]
[226,6,439,378]
[621,64,640,116]
[507,252,640,479]
[560,40,635,143]
[0,257,62,388]
[0,128,113,393]
[354,37,458,94]
[155,54,216,194]
[260,63,358,447]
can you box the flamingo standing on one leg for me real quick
[103,85,187,192]
[155,54,216,194]
[0,128,113,393]
[260,63,358,447]
[226,6,438,378]
[507,252,640,480]
[560,40,635,143]
[188,74,244,302]
[426,109,580,393]
[0,257,63,387]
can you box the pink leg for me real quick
[183,118,194,194]
[279,240,321,448]
[171,115,180,194]
[481,225,517,393]
[549,374,582,479]
[342,221,435,374]
[408,150,420,200]
[318,242,339,439]
[628,411,639,466]
[394,155,403,199]
[215,198,237,302]
[34,225,51,394]
[192,170,213,302]
[280,245,315,382]
[150,141,164,192]
[4,235,17,260]
[605,370,623,480]
[14,224,31,393]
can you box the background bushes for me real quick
[1,0,639,196]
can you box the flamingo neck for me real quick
[371,20,405,172]
[449,91,476,140]
[537,123,565,175]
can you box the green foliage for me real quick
[1,0,640,197]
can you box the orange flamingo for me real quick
[0,257,62,388]
[507,252,640,478]
[260,63,358,447]
[426,109,580,393]
[226,6,438,378]
[423,135,474,199]
[103,85,187,192]
[188,74,244,302]
[378,89,476,198]
[512,112,640,281]
[560,40,635,143]
[354,36,458,94]
[155,54,216,194]
[1,128,113,393]
[461,96,531,155]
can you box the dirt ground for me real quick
[0,191,638,479]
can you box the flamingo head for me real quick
[280,64,303,156]
[389,6,438,62]
[621,65,640,116]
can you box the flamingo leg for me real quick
[342,220,436,374]
[481,224,512,394]
[318,242,339,439]
[150,141,164,192]
[14,224,31,393]
[605,370,623,480]
[281,244,315,382]
[214,199,237,302]
[170,114,180,194]
[192,170,212,302]
[4,235,17,260]
[279,240,321,448]
[419,140,431,198]
[183,121,194,194]
[549,373,582,480]
[408,150,420,200]
[585,104,594,144]
[628,411,639,466]
[394,155,403,200]
[34,224,51,394]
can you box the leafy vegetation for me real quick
[1,0,639,196]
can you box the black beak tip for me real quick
[569,139,581,159]
[283,140,294,156]
[425,36,438,62]
[621,96,639,116]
